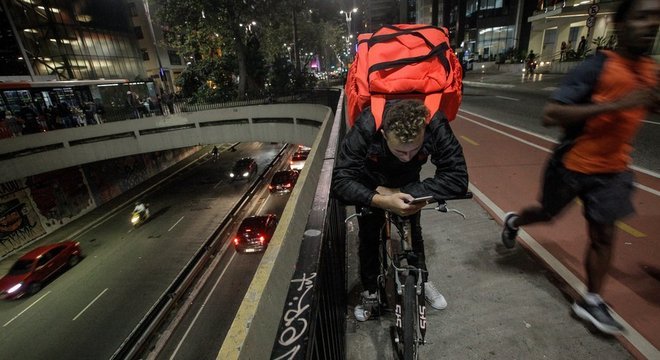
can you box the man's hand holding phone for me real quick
[372,192,432,217]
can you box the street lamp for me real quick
[339,7,358,37]
[239,21,257,34]
[340,8,358,59]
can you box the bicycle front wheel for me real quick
[402,274,417,360]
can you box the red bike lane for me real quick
[452,109,660,359]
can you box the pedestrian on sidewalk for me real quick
[500,0,659,335]
[577,36,587,57]
[332,99,468,322]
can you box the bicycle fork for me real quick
[393,266,427,347]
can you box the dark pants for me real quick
[357,207,427,293]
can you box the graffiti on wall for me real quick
[0,184,46,252]
[26,167,94,230]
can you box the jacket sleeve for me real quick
[400,118,469,200]
[331,112,379,207]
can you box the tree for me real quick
[155,0,348,99]
[156,0,273,99]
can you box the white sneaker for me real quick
[424,282,447,310]
[354,290,377,321]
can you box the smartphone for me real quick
[408,195,435,205]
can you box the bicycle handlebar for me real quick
[344,192,472,223]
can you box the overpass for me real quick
[0,102,333,183]
[0,90,346,359]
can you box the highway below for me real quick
[0,142,288,360]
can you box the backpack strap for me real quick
[371,95,386,130]
[370,93,442,130]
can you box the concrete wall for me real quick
[0,103,331,183]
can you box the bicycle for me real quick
[345,193,472,360]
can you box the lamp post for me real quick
[143,0,168,92]
[339,8,358,36]
[339,8,358,60]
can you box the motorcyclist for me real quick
[526,50,537,74]
[133,201,149,218]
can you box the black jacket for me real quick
[332,107,469,207]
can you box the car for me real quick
[233,214,279,253]
[289,150,309,171]
[269,169,300,194]
[229,157,258,181]
[0,240,83,299]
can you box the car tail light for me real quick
[269,185,273,190]
[233,238,239,245]
[259,236,265,244]
[285,183,291,188]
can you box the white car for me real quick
[289,150,309,171]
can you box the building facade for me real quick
[0,0,145,81]
[528,0,659,62]
[127,0,185,93]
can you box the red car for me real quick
[269,169,299,194]
[0,240,83,299]
[233,214,279,253]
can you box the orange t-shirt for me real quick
[562,51,657,174]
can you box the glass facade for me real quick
[1,0,145,80]
[477,25,515,61]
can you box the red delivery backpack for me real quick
[345,24,463,129]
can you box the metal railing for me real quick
[270,91,347,359]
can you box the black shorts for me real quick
[540,160,635,224]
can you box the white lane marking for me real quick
[169,252,237,359]
[495,95,520,101]
[642,119,660,125]
[3,291,51,327]
[468,183,659,360]
[460,115,552,153]
[459,109,558,143]
[73,288,108,321]
[168,216,185,232]
[634,182,660,197]
[458,111,660,195]
[256,198,269,214]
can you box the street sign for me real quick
[586,16,595,28]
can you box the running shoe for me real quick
[572,301,624,335]
[501,212,519,249]
[424,282,447,310]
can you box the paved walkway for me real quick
[346,73,659,359]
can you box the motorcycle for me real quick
[526,59,537,74]
[130,206,150,227]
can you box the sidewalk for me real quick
[462,69,565,92]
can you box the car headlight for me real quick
[243,172,249,177]
[7,282,23,294]
[229,172,235,178]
